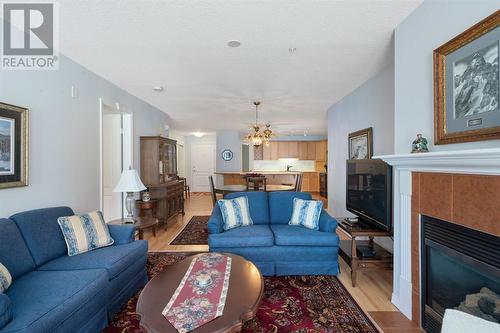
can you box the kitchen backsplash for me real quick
[253,160,316,172]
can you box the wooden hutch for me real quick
[140,136,184,225]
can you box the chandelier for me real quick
[246,101,274,147]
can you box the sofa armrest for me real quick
[319,210,338,233]
[108,224,135,245]
[0,293,12,329]
[207,206,224,234]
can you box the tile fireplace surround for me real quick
[376,148,500,324]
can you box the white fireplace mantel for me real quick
[374,147,500,320]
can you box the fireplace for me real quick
[421,215,500,333]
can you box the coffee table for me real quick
[137,253,264,333]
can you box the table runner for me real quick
[162,253,232,333]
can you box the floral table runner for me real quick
[162,253,232,333]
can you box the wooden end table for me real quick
[137,253,264,333]
[337,218,393,287]
[108,216,159,240]
[136,199,158,218]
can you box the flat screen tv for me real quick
[346,159,393,231]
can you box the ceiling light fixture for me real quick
[153,86,164,92]
[227,40,241,48]
[245,101,275,147]
[193,132,205,138]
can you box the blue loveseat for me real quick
[208,192,340,276]
[0,207,148,333]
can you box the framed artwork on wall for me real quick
[0,102,29,189]
[434,10,500,145]
[348,127,373,160]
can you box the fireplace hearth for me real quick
[421,215,500,333]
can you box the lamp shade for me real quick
[113,169,147,193]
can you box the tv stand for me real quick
[337,218,393,287]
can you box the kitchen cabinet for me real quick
[306,142,316,160]
[278,141,289,158]
[262,144,271,160]
[316,141,327,161]
[298,142,308,160]
[270,142,279,160]
[288,141,299,158]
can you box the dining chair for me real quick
[294,174,303,192]
[208,175,218,207]
[246,176,266,191]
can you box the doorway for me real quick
[100,99,133,221]
[190,144,215,192]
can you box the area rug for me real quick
[169,216,209,245]
[103,252,380,333]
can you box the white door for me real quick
[191,144,215,192]
[102,113,123,221]
[177,143,185,177]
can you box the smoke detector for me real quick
[227,40,241,48]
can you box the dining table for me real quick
[215,184,295,195]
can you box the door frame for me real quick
[99,98,134,217]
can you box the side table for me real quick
[336,218,393,287]
[136,200,158,218]
[108,216,159,240]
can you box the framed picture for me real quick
[434,10,500,145]
[348,127,373,160]
[0,102,29,189]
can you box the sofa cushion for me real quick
[0,294,11,330]
[208,225,274,248]
[3,269,108,333]
[37,240,147,280]
[0,264,11,294]
[57,211,114,256]
[218,197,253,230]
[270,225,340,247]
[10,207,74,267]
[0,219,35,279]
[289,198,323,230]
[268,192,312,224]
[224,192,269,225]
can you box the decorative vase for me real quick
[142,191,151,202]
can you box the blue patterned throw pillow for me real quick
[57,211,114,256]
[289,198,323,230]
[0,263,11,294]
[218,196,253,231]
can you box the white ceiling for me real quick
[59,0,422,136]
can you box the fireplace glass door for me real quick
[421,215,500,333]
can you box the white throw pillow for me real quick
[289,198,323,230]
[57,211,114,256]
[0,263,12,293]
[217,196,254,231]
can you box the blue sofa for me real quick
[0,207,148,333]
[208,192,340,276]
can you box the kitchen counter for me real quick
[215,171,316,175]
[217,171,323,192]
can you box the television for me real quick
[346,159,393,231]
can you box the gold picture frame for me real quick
[348,127,373,160]
[434,10,500,145]
[0,102,29,189]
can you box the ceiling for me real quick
[59,0,422,136]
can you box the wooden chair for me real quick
[208,175,224,207]
[177,176,190,198]
[245,176,266,191]
[294,174,303,192]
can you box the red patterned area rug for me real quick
[103,252,380,333]
[169,216,209,245]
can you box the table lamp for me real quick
[113,168,147,223]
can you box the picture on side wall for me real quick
[348,127,373,160]
[434,10,500,145]
[0,102,29,189]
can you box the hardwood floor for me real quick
[141,192,421,332]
